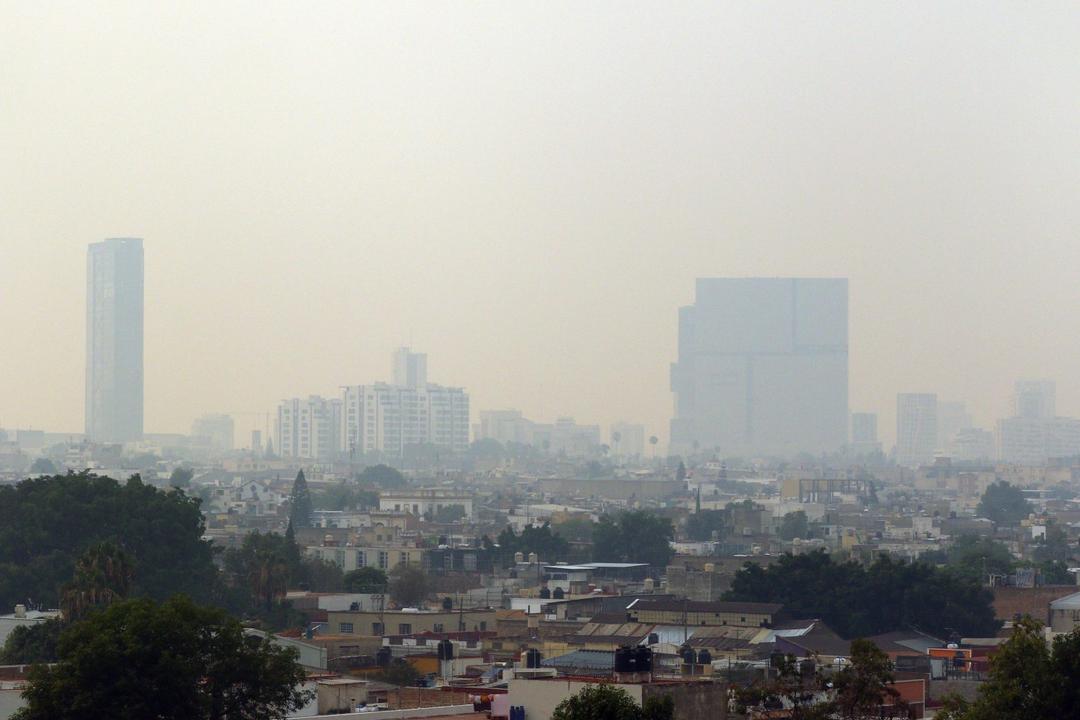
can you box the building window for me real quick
[373,622,384,635]
[378,551,388,569]
[479,621,487,631]
[398,623,412,635]
[433,623,444,633]
[340,622,354,634]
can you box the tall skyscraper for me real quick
[896,393,938,467]
[669,278,848,457]
[85,238,144,443]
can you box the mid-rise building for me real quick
[391,346,427,389]
[669,278,849,457]
[477,409,536,445]
[341,383,469,456]
[996,381,1080,465]
[277,396,342,460]
[937,401,972,453]
[896,394,938,467]
[191,413,235,452]
[85,238,144,442]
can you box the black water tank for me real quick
[680,643,695,665]
[553,587,565,599]
[539,587,551,599]
[614,646,633,672]
[376,647,392,667]
[526,648,542,668]
[634,645,653,672]
[437,639,454,660]
[697,649,712,666]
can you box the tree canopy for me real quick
[976,481,1032,526]
[552,684,673,720]
[388,565,429,608]
[0,472,217,610]
[493,523,570,566]
[725,551,999,638]
[593,510,674,567]
[937,617,1080,720]
[685,509,725,541]
[12,596,310,720]
[920,535,1013,584]
[287,470,313,529]
[779,511,810,541]
[356,464,407,489]
[343,567,388,593]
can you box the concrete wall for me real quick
[507,678,726,720]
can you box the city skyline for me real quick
[5,4,1080,448]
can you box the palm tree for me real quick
[649,435,658,459]
[249,546,289,612]
[61,542,135,621]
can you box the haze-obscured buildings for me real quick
[896,393,938,467]
[669,278,849,458]
[191,413,235,452]
[997,380,1080,465]
[85,237,144,443]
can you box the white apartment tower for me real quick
[276,396,342,460]
[342,348,469,457]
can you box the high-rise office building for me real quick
[669,278,848,457]
[896,393,938,467]
[1013,380,1056,419]
[997,380,1080,465]
[85,238,144,443]
[191,413,235,452]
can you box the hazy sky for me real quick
[3,2,1080,448]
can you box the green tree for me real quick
[676,461,687,483]
[388,565,429,608]
[60,541,135,622]
[551,517,595,544]
[833,639,902,719]
[935,617,1080,720]
[685,510,725,541]
[922,535,1013,584]
[312,483,378,511]
[288,470,313,529]
[725,550,999,638]
[552,684,648,720]
[29,458,57,474]
[495,523,570,566]
[356,464,407,489]
[976,481,1032,526]
[779,511,809,541]
[169,466,194,489]
[0,619,61,664]
[378,657,420,687]
[12,596,310,720]
[343,567,388,593]
[0,472,216,610]
[593,511,675,567]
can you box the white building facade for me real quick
[276,395,342,460]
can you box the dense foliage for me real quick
[593,510,675,568]
[356,464,407,489]
[491,523,570,566]
[0,619,61,664]
[976,481,1032,526]
[12,596,311,720]
[313,482,379,511]
[222,531,341,617]
[287,470,313,529]
[0,472,217,610]
[937,617,1080,720]
[920,535,1014,584]
[343,567,388,593]
[552,684,674,720]
[779,511,810,541]
[388,565,430,608]
[685,509,725,541]
[725,551,1000,638]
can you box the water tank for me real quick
[614,646,633,673]
[376,647,392,667]
[552,587,565,599]
[634,645,653,672]
[643,578,655,591]
[528,552,538,564]
[679,643,695,665]
[13,604,26,619]
[697,649,712,666]
[703,563,715,573]
[526,648,542,668]
[437,639,455,660]
[539,587,551,599]
[647,632,659,646]
[514,552,524,564]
